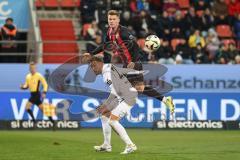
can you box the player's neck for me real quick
[112,25,119,33]
[31,71,36,75]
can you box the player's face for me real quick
[90,61,102,75]
[29,65,37,74]
[108,15,120,29]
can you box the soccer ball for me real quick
[145,35,161,51]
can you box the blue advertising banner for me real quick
[0,64,240,93]
[0,0,29,30]
[0,92,239,128]
[0,64,239,128]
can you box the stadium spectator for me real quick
[234,13,240,41]
[228,42,239,62]
[194,0,210,15]
[171,11,187,39]
[192,43,209,64]
[175,39,194,64]
[234,55,240,64]
[205,28,220,56]
[212,0,228,17]
[215,44,230,64]
[0,17,17,63]
[186,7,203,31]
[188,29,205,48]
[149,0,163,14]
[95,0,109,31]
[110,0,124,10]
[80,0,96,24]
[155,39,175,64]
[228,0,240,17]
[1,18,17,48]
[157,11,172,40]
[136,0,150,12]
[120,10,133,29]
[131,10,156,37]
[129,0,138,13]
[163,0,180,17]
[201,8,215,31]
[215,14,231,26]
[85,20,102,40]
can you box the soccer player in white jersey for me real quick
[89,56,139,154]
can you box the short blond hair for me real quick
[108,10,120,17]
[29,62,36,66]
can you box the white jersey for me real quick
[102,64,137,106]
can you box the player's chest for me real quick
[29,76,39,85]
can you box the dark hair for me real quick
[5,18,13,22]
[108,10,120,17]
[90,56,104,63]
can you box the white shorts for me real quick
[111,101,132,119]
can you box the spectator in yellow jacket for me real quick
[188,30,205,48]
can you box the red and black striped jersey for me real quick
[91,25,145,65]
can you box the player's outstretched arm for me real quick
[114,65,144,75]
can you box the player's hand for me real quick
[20,84,27,89]
[96,105,110,115]
[42,93,46,99]
[81,53,92,64]
[127,62,135,69]
[20,84,24,89]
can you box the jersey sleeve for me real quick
[39,73,48,93]
[91,33,110,55]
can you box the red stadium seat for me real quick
[196,10,204,17]
[177,0,190,9]
[171,38,184,51]
[137,38,145,49]
[222,39,236,46]
[225,0,230,5]
[180,9,188,17]
[216,25,233,38]
[40,20,79,63]
[82,23,92,37]
[35,0,44,8]
[44,0,59,8]
[60,0,81,8]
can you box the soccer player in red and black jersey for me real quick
[84,10,174,113]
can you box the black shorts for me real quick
[29,92,42,106]
[126,62,144,85]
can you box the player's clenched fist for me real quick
[96,105,110,115]
[81,53,92,64]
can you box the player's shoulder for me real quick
[119,25,135,40]
[26,73,31,78]
[120,25,129,31]
[35,72,44,77]
[103,64,112,72]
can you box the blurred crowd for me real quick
[81,0,240,64]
